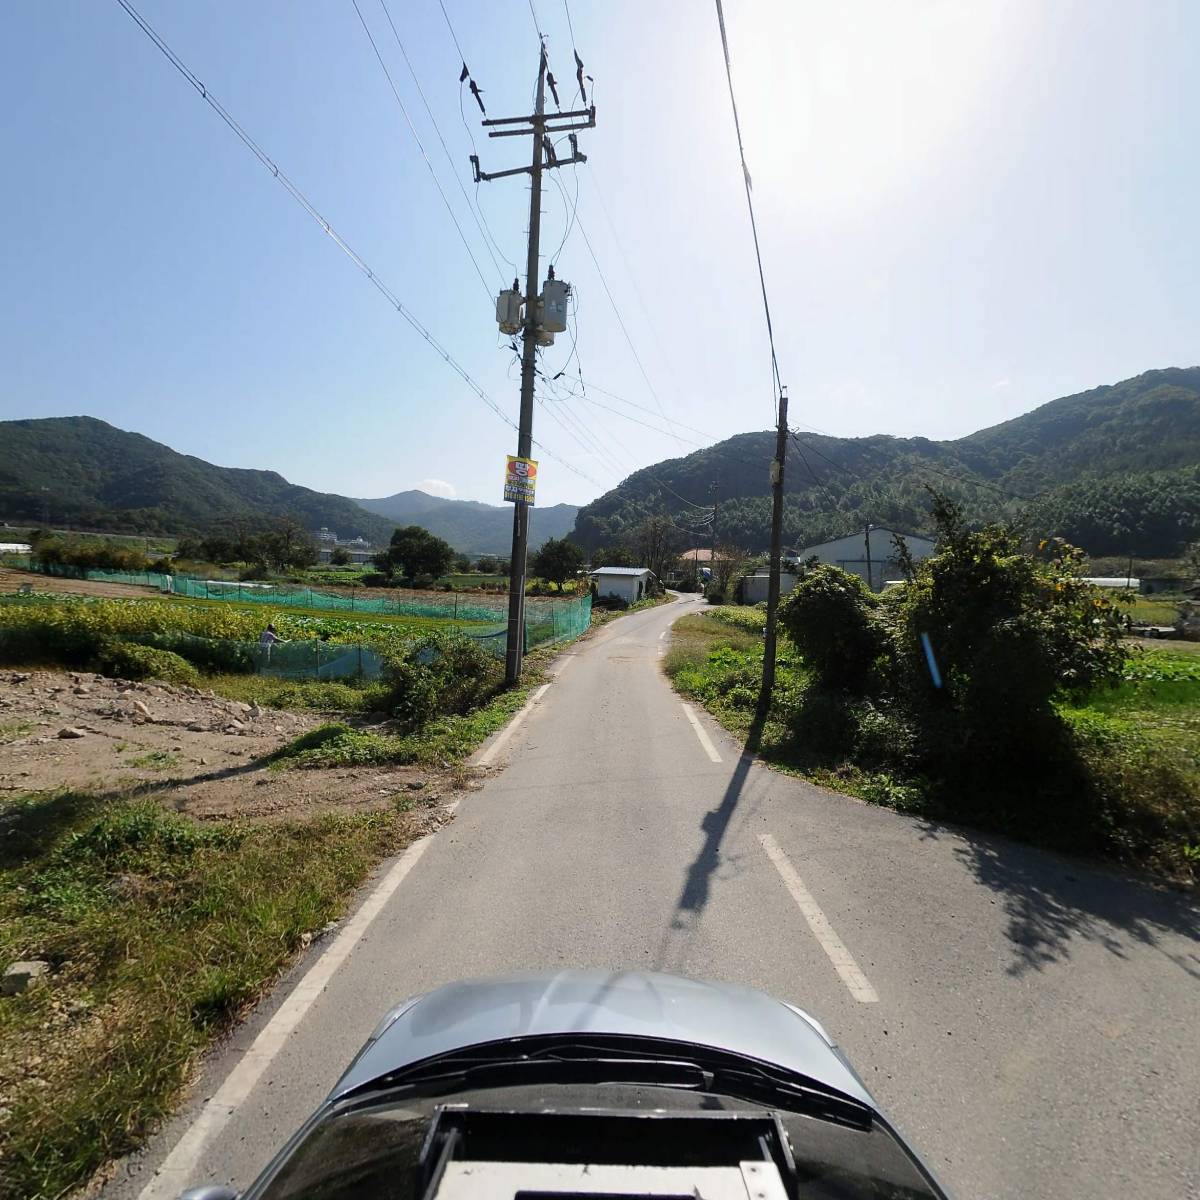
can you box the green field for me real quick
[158,592,492,630]
[1123,594,1187,625]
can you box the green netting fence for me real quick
[3,560,591,660]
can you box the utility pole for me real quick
[761,387,789,707]
[473,45,595,685]
[864,522,874,591]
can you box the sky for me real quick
[2,0,1198,509]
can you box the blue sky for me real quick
[2,1,1197,508]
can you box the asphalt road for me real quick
[105,595,1200,1200]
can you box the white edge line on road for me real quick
[476,682,551,766]
[681,702,722,763]
[758,834,879,1004]
[137,832,438,1200]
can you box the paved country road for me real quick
[103,595,1199,1200]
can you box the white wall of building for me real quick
[593,571,651,605]
[795,529,936,590]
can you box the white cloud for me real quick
[415,478,457,499]
[992,377,1012,389]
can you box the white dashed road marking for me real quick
[681,702,722,763]
[759,834,879,1003]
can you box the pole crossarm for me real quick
[482,105,594,127]
[471,152,587,182]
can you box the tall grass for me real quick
[0,792,420,1200]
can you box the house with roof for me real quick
[590,566,655,605]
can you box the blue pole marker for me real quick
[920,632,943,689]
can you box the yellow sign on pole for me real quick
[503,455,538,505]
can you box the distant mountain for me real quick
[356,489,580,556]
[571,368,1200,558]
[0,416,397,544]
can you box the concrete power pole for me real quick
[472,45,595,685]
[761,387,789,706]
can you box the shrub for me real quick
[380,632,501,732]
[95,641,201,687]
[127,630,256,675]
[779,565,886,692]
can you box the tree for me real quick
[530,537,585,591]
[591,544,636,569]
[453,554,472,573]
[708,543,746,602]
[476,555,499,573]
[330,547,351,566]
[255,519,319,570]
[632,517,680,581]
[374,525,455,582]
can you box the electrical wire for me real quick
[713,0,783,419]
[582,382,720,443]
[375,0,509,285]
[113,0,600,489]
[527,0,544,45]
[350,0,496,300]
[788,433,841,513]
[575,213,685,448]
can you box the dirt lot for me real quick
[0,566,157,600]
[0,669,469,823]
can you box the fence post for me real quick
[454,592,459,620]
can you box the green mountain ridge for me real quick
[0,416,399,545]
[355,489,579,556]
[570,368,1200,558]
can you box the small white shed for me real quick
[591,566,654,605]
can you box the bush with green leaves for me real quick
[888,496,1128,737]
[380,631,502,732]
[779,493,1134,837]
[95,641,202,687]
[778,564,886,692]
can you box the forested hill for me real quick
[355,490,578,555]
[570,367,1200,558]
[0,416,397,543]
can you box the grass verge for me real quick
[0,791,422,1200]
[665,610,1200,883]
[202,672,392,712]
[272,672,543,769]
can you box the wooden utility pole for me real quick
[472,45,594,685]
[761,387,788,706]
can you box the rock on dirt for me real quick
[2,961,50,995]
[56,727,87,739]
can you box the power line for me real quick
[436,0,468,65]
[527,0,543,41]
[789,433,840,513]
[350,0,496,299]
[582,381,720,443]
[575,212,685,448]
[713,0,782,419]
[375,0,509,285]
[114,0,599,489]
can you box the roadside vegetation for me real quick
[0,588,569,1197]
[666,497,1199,884]
[0,793,423,1200]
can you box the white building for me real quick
[591,566,654,605]
[791,528,936,591]
[740,571,799,605]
